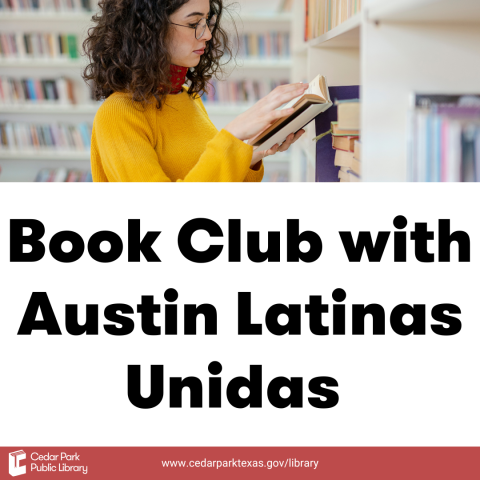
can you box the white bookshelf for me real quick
[234,59,292,69]
[362,0,480,181]
[0,11,92,21]
[0,8,94,181]
[0,151,90,160]
[289,0,480,182]
[0,104,99,114]
[0,58,86,67]
[367,0,480,23]
[307,13,360,48]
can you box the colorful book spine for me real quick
[0,32,78,59]
[35,168,92,182]
[0,121,91,151]
[0,0,91,10]
[409,99,480,182]
[237,33,291,59]
[203,79,289,104]
[0,76,77,104]
[305,0,362,41]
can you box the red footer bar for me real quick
[2,447,479,479]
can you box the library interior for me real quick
[0,0,479,182]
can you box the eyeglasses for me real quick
[170,15,217,40]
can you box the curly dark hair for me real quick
[82,0,235,108]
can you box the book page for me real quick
[279,75,325,111]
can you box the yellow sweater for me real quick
[90,88,264,182]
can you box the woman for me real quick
[83,0,308,182]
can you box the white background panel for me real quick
[0,183,478,446]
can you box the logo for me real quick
[9,450,26,477]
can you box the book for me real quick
[315,85,360,182]
[331,121,358,136]
[0,32,78,60]
[251,74,332,154]
[0,0,91,10]
[304,0,362,41]
[338,166,361,182]
[236,32,290,59]
[332,135,358,152]
[204,79,288,104]
[35,168,92,182]
[408,93,480,181]
[0,121,92,150]
[336,99,360,130]
[0,76,78,104]
[334,149,360,175]
[354,139,361,161]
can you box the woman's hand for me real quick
[250,129,305,167]
[224,83,309,141]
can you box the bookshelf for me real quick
[291,0,480,181]
[0,7,94,181]
[0,104,98,113]
[0,1,294,182]
[0,59,86,67]
[0,11,92,21]
[307,13,360,48]
[363,0,480,181]
[0,151,90,160]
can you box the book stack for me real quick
[0,76,76,104]
[409,94,480,182]
[203,79,288,104]
[0,121,91,151]
[35,168,92,181]
[333,99,361,182]
[0,0,91,10]
[237,32,290,59]
[305,0,362,41]
[0,32,78,59]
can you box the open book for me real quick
[250,74,332,154]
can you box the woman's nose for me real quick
[201,24,213,41]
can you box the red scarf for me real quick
[169,64,188,94]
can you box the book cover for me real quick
[26,78,36,100]
[332,135,358,152]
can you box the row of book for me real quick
[203,79,288,104]
[35,168,92,182]
[0,122,91,151]
[0,0,91,11]
[0,32,78,59]
[305,0,362,41]
[0,76,76,104]
[236,32,290,59]
[408,95,480,182]
[332,99,361,182]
